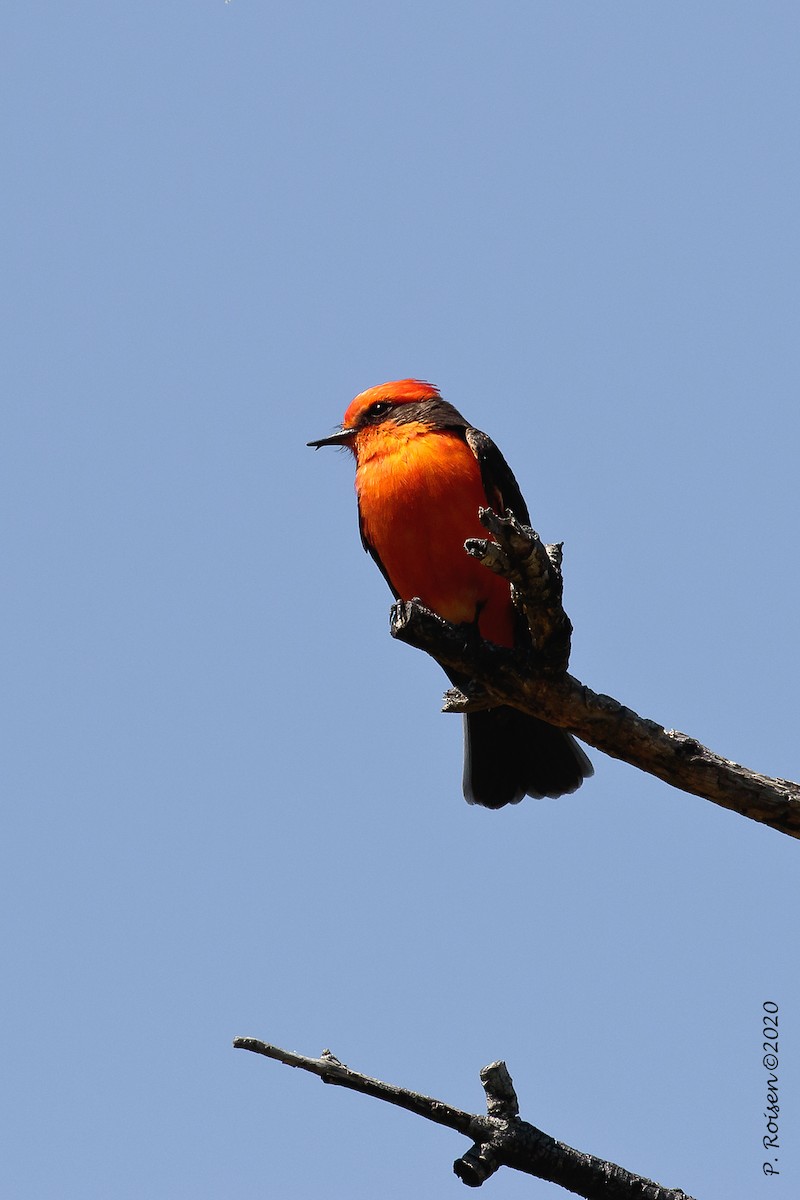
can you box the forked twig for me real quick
[233,1038,695,1199]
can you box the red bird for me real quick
[309,379,592,808]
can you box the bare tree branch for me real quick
[390,509,800,839]
[233,1038,696,1199]
[466,508,574,675]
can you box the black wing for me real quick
[464,426,531,525]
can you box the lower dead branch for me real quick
[233,1037,695,1200]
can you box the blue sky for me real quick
[3,3,799,1198]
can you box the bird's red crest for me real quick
[343,379,440,427]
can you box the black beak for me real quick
[307,426,356,449]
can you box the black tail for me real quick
[463,707,593,808]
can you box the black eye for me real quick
[368,401,391,418]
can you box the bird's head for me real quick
[307,379,445,452]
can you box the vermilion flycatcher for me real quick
[309,379,592,808]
